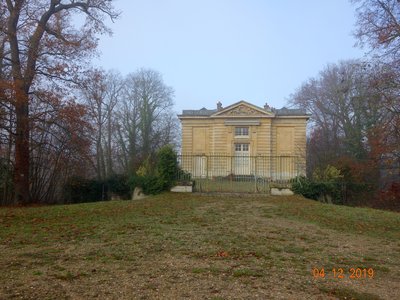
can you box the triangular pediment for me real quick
[211,101,273,117]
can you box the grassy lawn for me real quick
[0,193,399,299]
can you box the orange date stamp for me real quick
[312,267,374,279]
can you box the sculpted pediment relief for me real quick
[218,104,267,116]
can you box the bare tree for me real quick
[81,69,122,179]
[0,15,14,204]
[290,60,385,166]
[103,70,123,175]
[354,0,400,182]
[29,91,92,203]
[1,0,118,204]
[354,0,400,64]
[115,75,141,173]
[115,68,176,174]
[81,69,108,180]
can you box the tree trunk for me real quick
[14,88,30,204]
[106,116,113,176]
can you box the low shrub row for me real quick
[63,174,131,203]
[292,165,377,205]
[291,176,343,204]
[63,145,181,203]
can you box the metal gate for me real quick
[176,154,303,193]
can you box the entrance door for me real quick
[193,155,207,178]
[234,143,250,175]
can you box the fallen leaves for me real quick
[216,251,229,258]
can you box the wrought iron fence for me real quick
[176,154,304,193]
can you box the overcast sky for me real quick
[94,0,366,113]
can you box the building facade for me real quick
[178,100,309,180]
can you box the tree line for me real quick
[0,1,177,204]
[1,0,399,208]
[290,0,400,208]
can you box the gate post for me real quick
[254,156,257,193]
[206,154,209,179]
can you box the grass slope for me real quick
[0,193,399,299]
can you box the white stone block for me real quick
[170,186,193,192]
[270,188,294,196]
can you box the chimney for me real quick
[217,101,223,111]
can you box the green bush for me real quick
[63,174,132,203]
[157,145,178,189]
[292,176,320,200]
[128,174,164,195]
[136,156,154,177]
[106,174,130,199]
[128,174,142,192]
[313,165,343,182]
[141,175,165,195]
[292,175,343,204]
[128,145,179,195]
[63,176,107,203]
